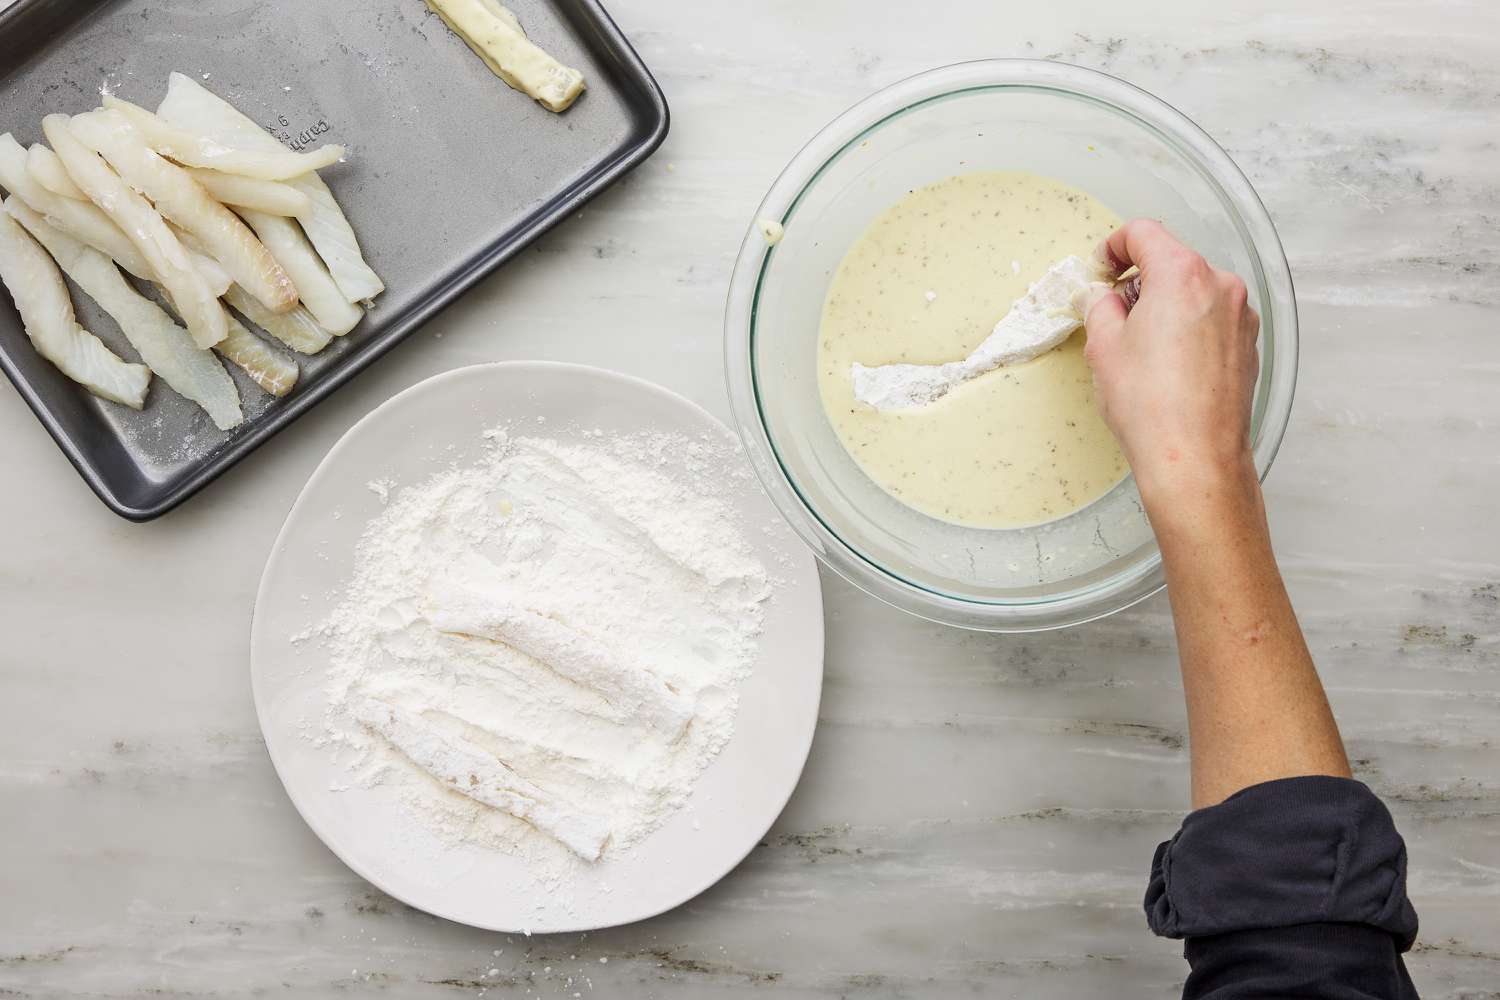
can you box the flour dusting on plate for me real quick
[303,424,771,886]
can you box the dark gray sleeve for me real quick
[1145,775,1420,1000]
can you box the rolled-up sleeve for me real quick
[1145,776,1420,999]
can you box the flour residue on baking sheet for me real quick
[306,424,772,882]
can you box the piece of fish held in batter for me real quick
[851,255,1115,411]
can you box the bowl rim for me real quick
[723,58,1299,632]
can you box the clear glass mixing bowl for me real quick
[724,60,1297,631]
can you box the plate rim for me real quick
[249,360,825,933]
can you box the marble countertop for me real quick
[2,0,1497,996]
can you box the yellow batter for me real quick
[817,171,1128,529]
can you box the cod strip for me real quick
[424,577,693,741]
[27,144,85,200]
[102,95,344,180]
[156,74,384,304]
[215,309,298,397]
[426,0,585,112]
[354,699,611,861]
[184,168,311,217]
[0,133,154,282]
[238,208,362,335]
[224,283,332,355]
[70,109,296,314]
[0,205,149,407]
[43,114,224,349]
[7,198,241,429]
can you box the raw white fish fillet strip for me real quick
[221,285,328,355]
[0,133,154,282]
[286,175,385,302]
[424,571,695,741]
[353,699,612,860]
[223,283,332,355]
[26,144,85,200]
[7,198,241,428]
[155,284,299,398]
[851,254,1107,411]
[237,208,363,335]
[43,114,225,349]
[157,73,385,303]
[187,247,232,297]
[184,168,311,217]
[0,205,149,408]
[70,109,296,314]
[166,224,233,296]
[102,96,345,180]
[214,308,297,397]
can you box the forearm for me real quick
[1141,457,1350,808]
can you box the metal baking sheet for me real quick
[0,0,667,520]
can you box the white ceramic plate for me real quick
[250,362,824,932]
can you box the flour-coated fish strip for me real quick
[237,208,363,335]
[70,110,296,314]
[156,74,384,303]
[0,205,149,408]
[43,115,225,349]
[424,577,694,741]
[183,168,311,217]
[101,95,345,180]
[224,283,333,355]
[7,198,241,429]
[353,699,612,861]
[0,133,154,282]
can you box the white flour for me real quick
[850,254,1107,410]
[306,425,771,886]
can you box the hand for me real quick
[1080,219,1262,505]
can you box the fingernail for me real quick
[1089,240,1124,279]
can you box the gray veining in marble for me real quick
[1,0,1497,996]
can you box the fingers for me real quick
[1070,282,1112,317]
[1240,303,1262,341]
[1083,285,1129,349]
[1098,218,1191,278]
